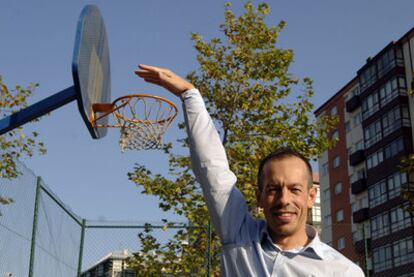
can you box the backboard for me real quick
[72,5,111,139]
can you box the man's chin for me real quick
[269,225,296,237]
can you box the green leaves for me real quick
[0,77,46,217]
[399,155,414,215]
[0,77,46,180]
[128,1,336,274]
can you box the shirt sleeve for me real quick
[181,89,252,243]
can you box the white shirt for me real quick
[182,89,365,277]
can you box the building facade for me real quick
[81,250,136,277]
[315,28,414,276]
[307,173,322,232]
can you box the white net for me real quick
[112,94,178,151]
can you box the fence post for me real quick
[207,221,212,277]
[28,177,42,277]
[362,222,369,277]
[77,219,86,277]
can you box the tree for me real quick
[0,76,46,214]
[399,155,414,214]
[127,2,337,275]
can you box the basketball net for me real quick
[92,94,178,151]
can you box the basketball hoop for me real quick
[91,94,178,151]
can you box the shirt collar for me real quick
[303,225,326,260]
[260,224,326,260]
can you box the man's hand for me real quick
[135,64,195,96]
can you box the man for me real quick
[135,64,365,276]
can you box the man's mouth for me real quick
[272,211,296,223]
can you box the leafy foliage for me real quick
[127,2,336,275]
[399,155,414,214]
[0,76,46,214]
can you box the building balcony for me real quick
[354,238,371,253]
[349,150,365,166]
[346,95,361,113]
[353,207,370,223]
[351,178,367,194]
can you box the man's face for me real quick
[256,156,317,242]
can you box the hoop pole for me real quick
[0,86,77,135]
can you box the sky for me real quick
[2,0,414,223]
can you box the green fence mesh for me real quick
[31,180,82,276]
[0,161,211,277]
[0,162,36,277]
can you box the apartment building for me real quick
[81,250,136,277]
[315,28,414,276]
[307,173,322,232]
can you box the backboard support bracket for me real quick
[0,86,77,135]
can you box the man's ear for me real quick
[307,186,317,208]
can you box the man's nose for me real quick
[277,187,291,205]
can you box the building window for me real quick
[345,86,360,101]
[366,149,384,169]
[369,172,408,208]
[382,106,402,137]
[331,106,338,116]
[323,188,330,201]
[353,195,368,212]
[393,237,414,267]
[373,244,392,273]
[312,206,321,223]
[388,172,407,199]
[362,91,379,120]
[389,205,412,233]
[334,182,342,195]
[356,168,365,179]
[333,156,341,168]
[371,212,390,239]
[338,237,345,250]
[364,119,382,148]
[332,130,339,140]
[324,215,332,226]
[379,76,406,107]
[360,64,377,91]
[345,120,351,132]
[356,139,364,151]
[353,112,362,127]
[377,49,396,78]
[384,137,404,159]
[322,162,329,176]
[369,180,387,208]
[336,209,344,222]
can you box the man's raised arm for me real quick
[135,65,251,242]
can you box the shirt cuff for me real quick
[180,88,201,100]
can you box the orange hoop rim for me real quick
[91,93,178,128]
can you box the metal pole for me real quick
[207,220,212,277]
[362,222,370,277]
[77,219,86,277]
[0,86,77,135]
[28,177,42,277]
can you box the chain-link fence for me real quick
[0,161,212,277]
[1,161,413,276]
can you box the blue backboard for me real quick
[0,5,112,139]
[72,5,111,139]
